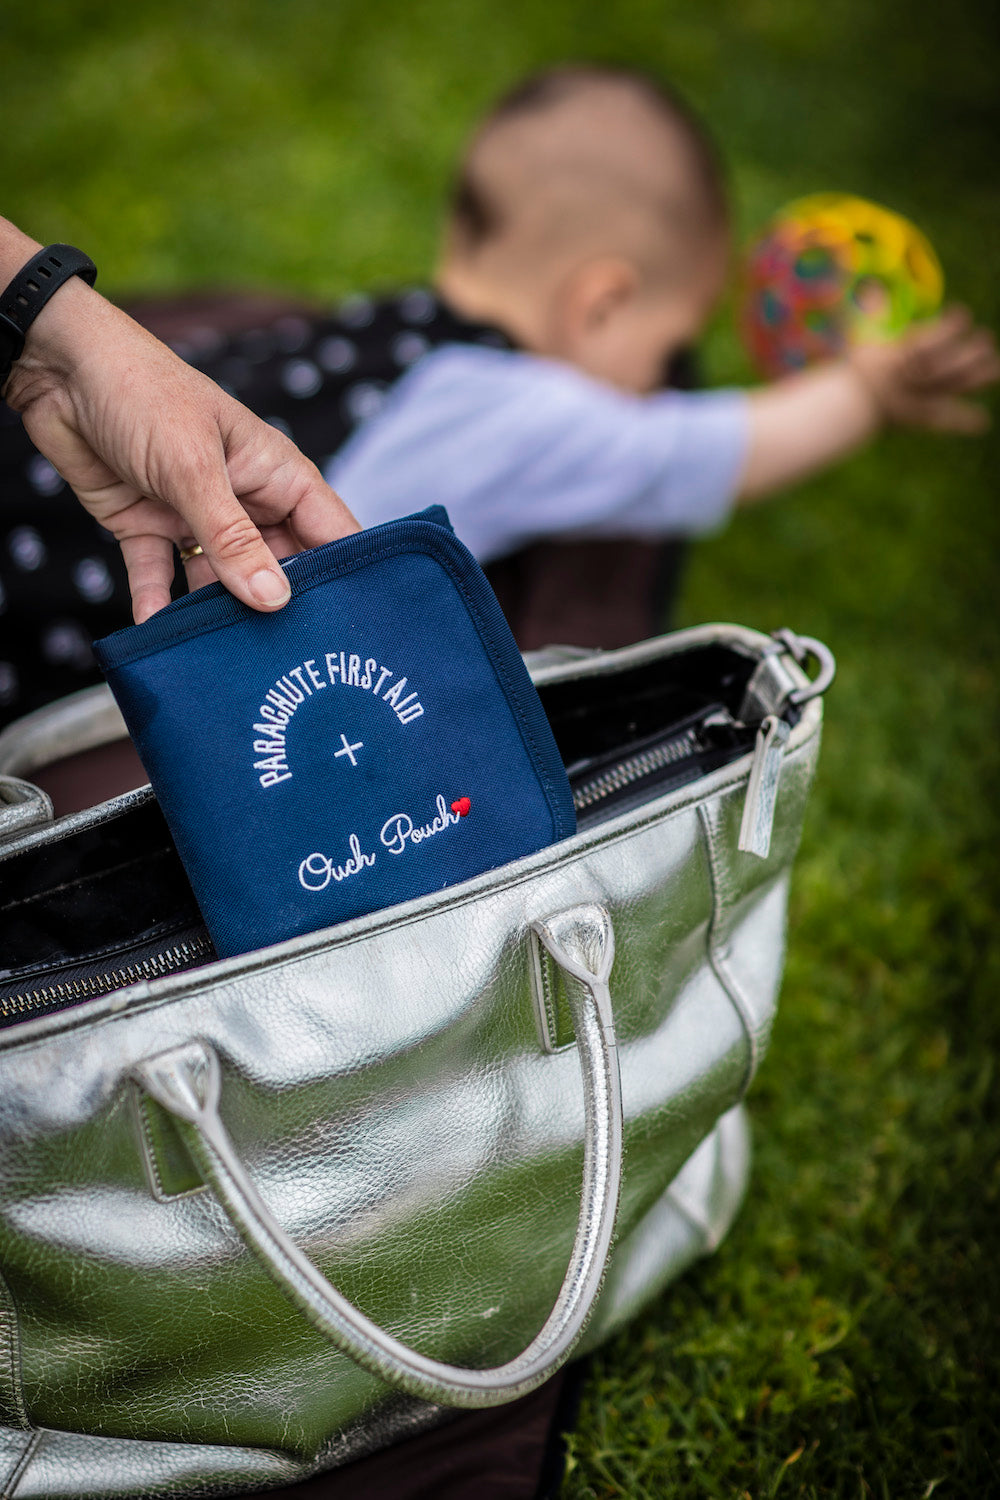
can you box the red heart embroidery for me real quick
[451,797,471,817]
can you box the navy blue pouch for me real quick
[93,509,575,958]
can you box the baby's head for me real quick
[437,66,730,393]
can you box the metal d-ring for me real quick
[771,629,836,706]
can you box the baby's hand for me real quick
[851,307,1000,433]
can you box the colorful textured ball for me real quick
[741,193,944,377]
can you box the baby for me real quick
[1,66,997,733]
[318,65,997,641]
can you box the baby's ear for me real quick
[548,256,646,384]
[566,257,641,334]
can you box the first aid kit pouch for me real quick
[93,508,576,957]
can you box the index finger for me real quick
[157,429,295,611]
[220,404,362,551]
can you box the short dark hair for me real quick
[450,65,728,250]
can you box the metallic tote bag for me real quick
[0,623,831,1499]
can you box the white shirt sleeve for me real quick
[325,344,750,565]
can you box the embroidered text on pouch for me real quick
[253,651,425,787]
[298,835,377,891]
[380,794,463,855]
[297,795,471,892]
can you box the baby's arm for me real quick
[738,307,999,502]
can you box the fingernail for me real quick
[249,568,291,608]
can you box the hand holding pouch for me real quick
[94,508,576,957]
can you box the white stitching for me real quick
[0,1271,28,1432]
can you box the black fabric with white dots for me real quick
[0,291,510,730]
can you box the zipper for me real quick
[0,934,214,1022]
[572,724,703,814]
[570,708,752,824]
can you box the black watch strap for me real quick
[0,244,98,386]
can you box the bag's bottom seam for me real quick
[664,1183,715,1251]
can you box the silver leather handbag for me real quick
[0,623,831,1499]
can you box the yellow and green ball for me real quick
[742,193,944,377]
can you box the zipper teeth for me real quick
[572,727,701,812]
[0,936,214,1021]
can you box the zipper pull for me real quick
[738,714,791,860]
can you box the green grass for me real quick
[8,1,999,1493]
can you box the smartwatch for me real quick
[0,244,97,386]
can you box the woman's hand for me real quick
[2,223,360,623]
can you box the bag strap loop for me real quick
[771,629,836,706]
[134,903,622,1409]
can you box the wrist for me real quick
[847,343,898,427]
[3,274,109,411]
[0,242,100,406]
[0,223,42,282]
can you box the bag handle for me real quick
[0,774,53,843]
[134,903,622,1409]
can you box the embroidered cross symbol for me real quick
[334,733,364,767]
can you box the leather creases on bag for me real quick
[0,623,832,1499]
